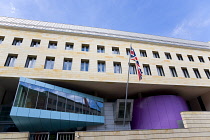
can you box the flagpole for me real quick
[123,44,131,126]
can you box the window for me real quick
[169,66,178,77]
[208,57,210,61]
[140,50,147,57]
[204,69,210,79]
[0,36,5,44]
[143,64,151,75]
[129,64,136,74]
[97,45,105,53]
[165,52,172,59]
[126,48,130,55]
[30,39,40,47]
[4,54,18,67]
[182,67,190,78]
[48,41,57,49]
[25,56,36,68]
[65,42,73,50]
[113,62,122,73]
[198,56,205,63]
[81,44,89,52]
[12,38,23,46]
[98,61,105,72]
[44,57,55,69]
[193,68,201,79]
[153,51,160,58]
[63,58,72,70]
[81,59,89,71]
[156,65,165,76]
[188,55,194,62]
[177,54,183,61]
[112,47,120,54]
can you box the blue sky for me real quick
[0,0,210,42]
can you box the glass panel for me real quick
[118,102,131,118]
[66,94,75,113]
[47,92,57,111]
[83,98,90,115]
[14,83,28,107]
[57,95,66,112]
[96,101,104,116]
[25,84,39,109]
[89,99,99,115]
[37,91,48,110]
[74,95,83,114]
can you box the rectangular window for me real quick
[112,47,120,54]
[0,36,5,44]
[48,41,57,49]
[126,48,130,55]
[98,61,105,72]
[169,66,178,77]
[156,65,165,76]
[30,39,40,47]
[44,57,55,69]
[113,62,122,73]
[25,55,36,68]
[177,54,183,61]
[4,54,18,67]
[97,45,105,53]
[12,38,23,46]
[165,52,172,59]
[65,42,74,50]
[208,57,210,61]
[198,56,205,63]
[81,44,89,52]
[193,68,201,79]
[140,50,147,57]
[188,55,194,62]
[81,59,89,71]
[63,58,72,70]
[153,51,160,58]
[129,64,136,74]
[204,69,210,79]
[143,64,152,75]
[182,67,190,78]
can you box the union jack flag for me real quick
[130,46,143,80]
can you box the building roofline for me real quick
[0,16,209,50]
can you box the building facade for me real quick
[0,16,210,132]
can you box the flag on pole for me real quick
[130,46,143,80]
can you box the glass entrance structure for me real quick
[10,77,104,132]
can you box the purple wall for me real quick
[131,95,189,130]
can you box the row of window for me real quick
[4,54,210,79]
[0,36,210,63]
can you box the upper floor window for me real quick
[31,39,40,47]
[81,59,89,71]
[198,56,205,63]
[98,61,105,72]
[65,42,74,50]
[140,50,147,57]
[204,69,210,79]
[25,55,36,68]
[208,57,210,61]
[0,36,5,44]
[193,68,201,79]
[188,55,194,62]
[63,58,72,70]
[81,44,89,52]
[12,38,23,46]
[126,48,130,55]
[112,47,120,54]
[97,45,105,53]
[143,64,151,75]
[113,62,122,73]
[165,52,172,59]
[44,57,55,69]
[169,66,178,77]
[48,41,57,49]
[153,51,160,58]
[4,54,18,67]
[177,54,183,61]
[129,64,136,74]
[181,67,190,78]
[156,65,165,76]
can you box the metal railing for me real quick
[30,132,50,140]
[56,132,75,140]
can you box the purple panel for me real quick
[131,95,189,130]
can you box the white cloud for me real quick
[10,2,16,13]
